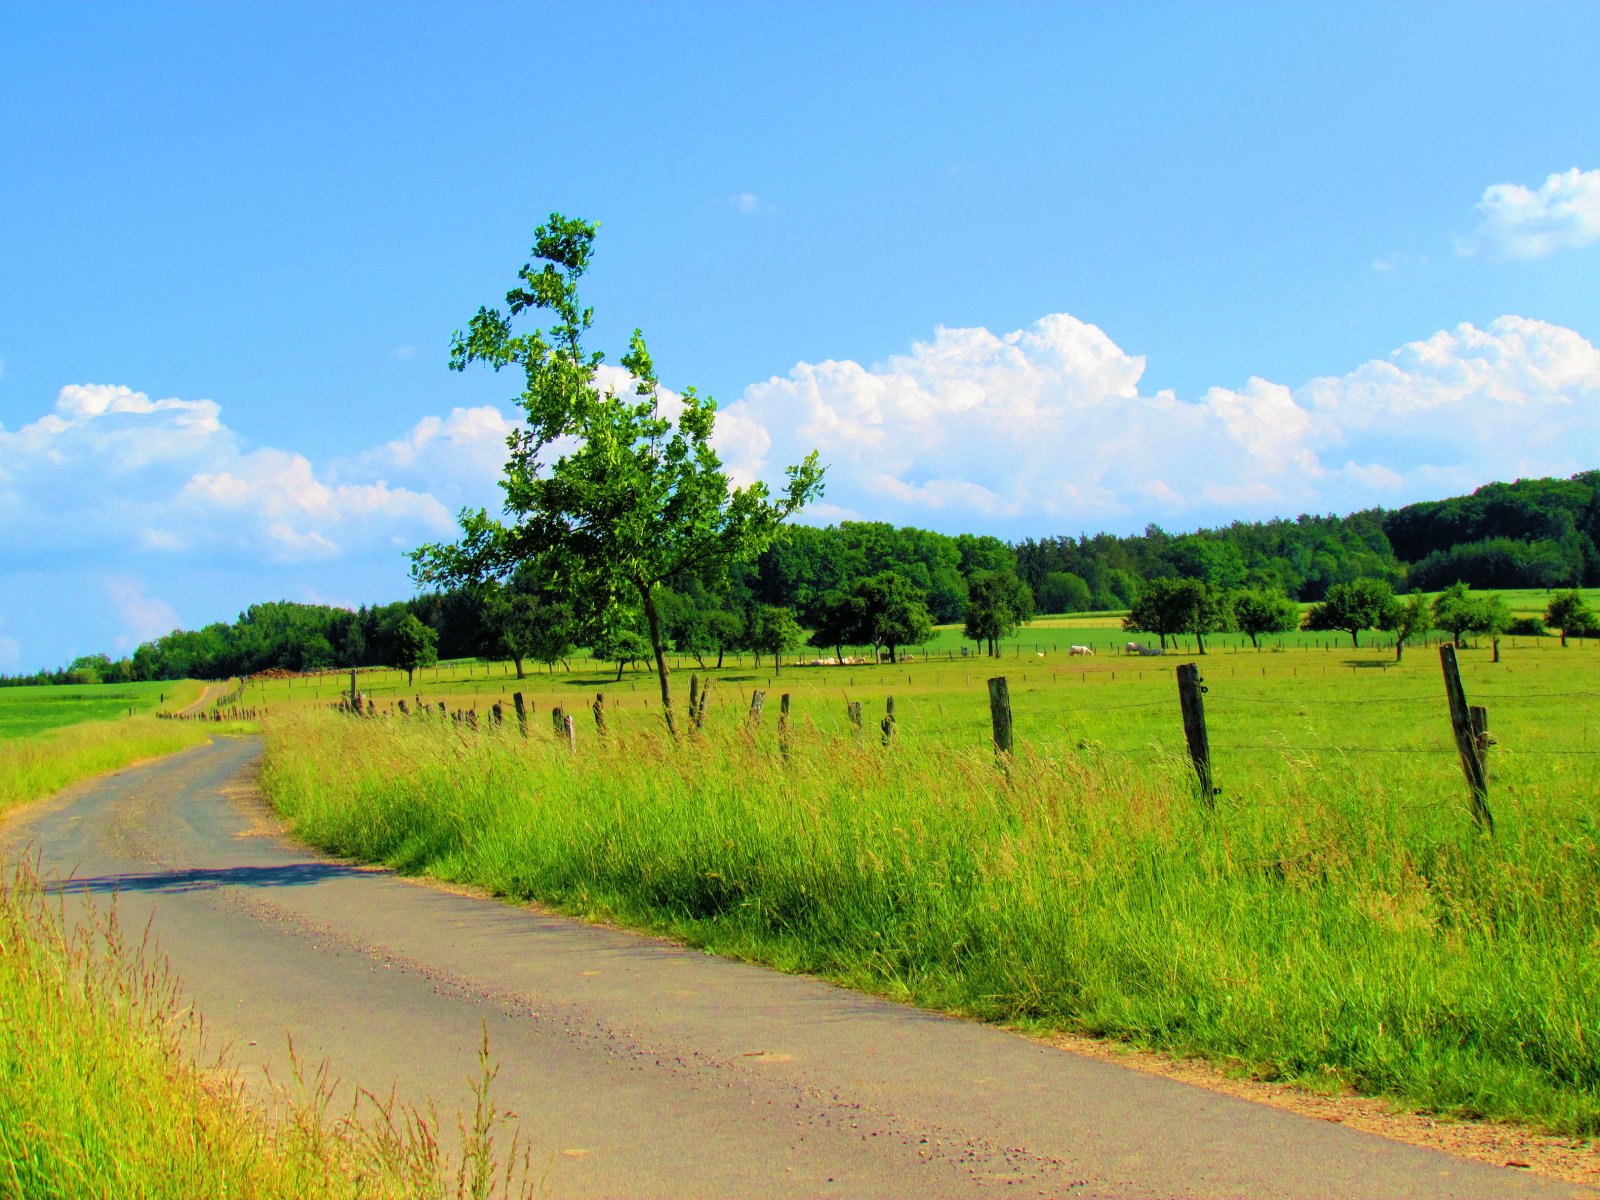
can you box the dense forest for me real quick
[9,471,1597,685]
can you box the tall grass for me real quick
[0,716,236,818]
[263,708,1600,1136]
[0,863,539,1199]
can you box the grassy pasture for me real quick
[260,626,1600,1135]
[0,679,202,740]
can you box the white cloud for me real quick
[729,192,772,215]
[0,383,455,569]
[104,577,180,649]
[1463,167,1600,259]
[720,313,1600,533]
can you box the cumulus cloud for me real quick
[104,577,180,649]
[0,383,454,570]
[729,191,772,215]
[1463,167,1600,258]
[719,313,1600,532]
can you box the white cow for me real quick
[1125,641,1142,654]
[1069,645,1094,656]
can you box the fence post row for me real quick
[1175,663,1217,806]
[1439,645,1495,835]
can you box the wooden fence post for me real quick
[1440,645,1494,834]
[512,692,528,735]
[551,706,565,736]
[688,675,700,730]
[349,669,358,713]
[988,676,1013,760]
[1470,705,1491,760]
[695,678,710,730]
[592,692,607,736]
[490,701,503,727]
[748,690,766,726]
[778,693,792,759]
[563,713,577,754]
[881,696,896,745]
[1175,663,1216,805]
[847,700,863,735]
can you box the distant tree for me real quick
[1231,588,1299,649]
[1123,578,1187,651]
[1545,589,1598,647]
[1036,571,1091,615]
[963,571,1035,656]
[704,609,745,669]
[807,590,862,664]
[384,613,438,686]
[589,612,653,682]
[751,606,806,674]
[855,571,934,664]
[1303,579,1399,648]
[1382,593,1432,661]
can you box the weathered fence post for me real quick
[592,691,607,736]
[398,699,409,716]
[490,701,503,727]
[349,669,358,713]
[551,706,565,736]
[748,690,766,727]
[778,693,792,759]
[881,696,896,745]
[1175,663,1217,805]
[688,675,700,730]
[847,700,863,735]
[1470,704,1491,760]
[1440,645,1494,834]
[563,713,577,754]
[988,676,1013,761]
[437,701,447,718]
[695,677,710,730]
[1492,637,1501,664]
[512,692,528,735]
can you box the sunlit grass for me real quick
[0,863,539,1199]
[0,679,204,740]
[262,656,1600,1135]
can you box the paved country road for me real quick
[3,737,1591,1200]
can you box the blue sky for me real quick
[3,1,1598,672]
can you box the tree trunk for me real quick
[615,659,625,682]
[716,647,725,668]
[1395,639,1404,662]
[514,656,526,680]
[638,581,678,739]
[1350,630,1360,648]
[1247,631,1259,649]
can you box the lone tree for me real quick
[384,612,438,686]
[1230,587,1299,649]
[751,605,805,674]
[1382,592,1432,661]
[1545,588,1597,647]
[1431,583,1511,648]
[963,571,1035,656]
[854,571,934,664]
[1302,578,1399,648]
[412,215,824,737]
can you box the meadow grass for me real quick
[0,679,204,740]
[0,863,537,1199]
[260,636,1600,1135]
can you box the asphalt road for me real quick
[4,737,1591,1199]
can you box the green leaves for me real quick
[417,213,825,734]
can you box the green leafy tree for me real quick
[807,589,862,663]
[751,605,806,674]
[1302,578,1399,648]
[1036,571,1091,615]
[1123,578,1186,651]
[1382,593,1432,661]
[855,571,934,664]
[1544,589,1597,647]
[412,214,824,737]
[1430,583,1510,648]
[1230,587,1299,648]
[384,613,438,686]
[963,571,1035,656]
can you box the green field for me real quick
[0,679,199,740]
[259,626,1600,1136]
